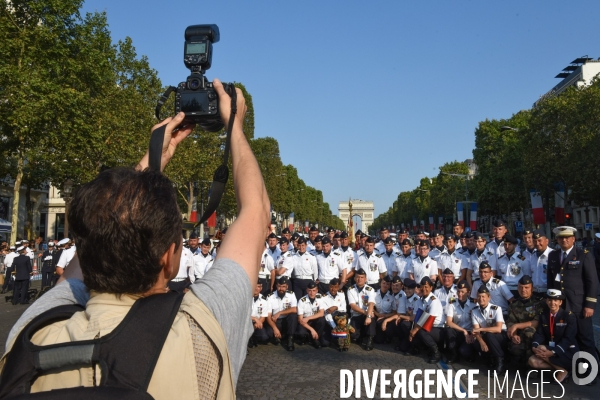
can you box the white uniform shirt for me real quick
[497,252,531,288]
[471,302,506,330]
[292,251,318,280]
[323,291,347,314]
[471,278,513,311]
[415,292,444,328]
[275,251,294,279]
[531,247,553,291]
[356,252,387,284]
[374,289,396,314]
[469,249,497,281]
[338,246,358,273]
[25,247,35,260]
[56,247,76,269]
[259,249,275,279]
[266,247,281,265]
[428,245,447,262]
[347,284,376,317]
[306,240,316,254]
[434,285,458,323]
[252,294,270,318]
[189,252,213,282]
[437,250,463,276]
[267,290,297,319]
[446,298,477,330]
[521,247,537,264]
[395,292,407,314]
[374,241,386,254]
[4,252,17,269]
[404,292,420,315]
[394,253,413,280]
[408,256,438,284]
[174,247,194,280]
[380,251,399,277]
[316,251,345,282]
[297,294,326,318]
[486,239,506,259]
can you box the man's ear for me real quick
[160,242,178,280]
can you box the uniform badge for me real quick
[257,306,263,315]
[370,262,377,271]
[362,294,369,307]
[510,264,521,275]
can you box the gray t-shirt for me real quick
[4,258,253,386]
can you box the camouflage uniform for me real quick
[506,295,544,362]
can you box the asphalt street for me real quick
[1,280,599,399]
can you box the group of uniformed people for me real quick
[1,238,75,303]
[246,222,598,384]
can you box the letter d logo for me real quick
[572,351,599,385]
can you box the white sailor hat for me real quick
[22,239,29,243]
[48,242,55,246]
[424,232,430,237]
[58,238,71,246]
[15,241,22,246]
[553,226,576,237]
[9,245,15,250]
[16,246,25,252]
[595,233,600,240]
[545,289,566,300]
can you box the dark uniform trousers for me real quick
[350,314,376,341]
[444,327,476,360]
[1,267,14,292]
[265,313,298,339]
[252,326,269,343]
[293,278,313,300]
[41,268,54,288]
[167,279,190,293]
[375,318,396,343]
[473,331,508,359]
[296,316,327,344]
[506,327,536,360]
[12,280,30,305]
[259,278,271,297]
[317,282,330,296]
[547,247,600,365]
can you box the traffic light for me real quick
[565,212,571,221]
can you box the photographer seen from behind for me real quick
[0,80,270,399]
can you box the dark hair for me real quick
[68,168,182,294]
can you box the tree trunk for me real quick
[25,182,33,240]
[10,156,24,243]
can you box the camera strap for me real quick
[148,85,237,225]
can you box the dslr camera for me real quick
[161,24,234,132]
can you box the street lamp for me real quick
[62,179,73,238]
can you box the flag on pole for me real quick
[469,202,478,232]
[412,216,417,232]
[530,190,546,224]
[428,214,434,232]
[554,183,565,224]
[414,308,435,332]
[438,216,444,232]
[457,202,464,227]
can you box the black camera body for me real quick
[169,24,233,132]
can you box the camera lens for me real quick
[188,78,200,90]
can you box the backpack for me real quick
[0,291,185,399]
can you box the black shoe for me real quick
[408,346,420,356]
[365,336,374,351]
[446,349,458,364]
[273,338,281,346]
[286,336,295,351]
[428,346,441,364]
[494,357,505,375]
[313,339,322,349]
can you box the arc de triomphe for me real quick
[338,199,374,233]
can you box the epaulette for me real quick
[301,297,307,302]
[286,253,292,257]
[518,255,525,261]
[395,252,401,256]
[449,298,456,304]
[287,290,294,294]
[468,298,475,303]
[375,254,382,258]
[500,254,507,259]
[266,293,273,297]
[333,252,341,256]
[365,286,373,291]
[491,305,498,310]
[397,292,403,298]
[431,296,436,300]
[584,249,589,254]
[315,293,322,298]
[487,251,494,256]
[493,278,500,284]
[308,252,315,256]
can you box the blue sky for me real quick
[81,0,600,217]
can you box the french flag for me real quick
[555,183,565,224]
[438,216,444,232]
[530,190,546,224]
[414,308,435,332]
[412,216,417,232]
[469,202,478,232]
[429,214,434,231]
[457,202,464,228]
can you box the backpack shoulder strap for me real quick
[0,304,85,399]
[96,291,184,391]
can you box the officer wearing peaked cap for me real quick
[11,246,32,305]
[547,226,600,371]
[505,275,544,364]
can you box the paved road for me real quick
[1,282,599,399]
